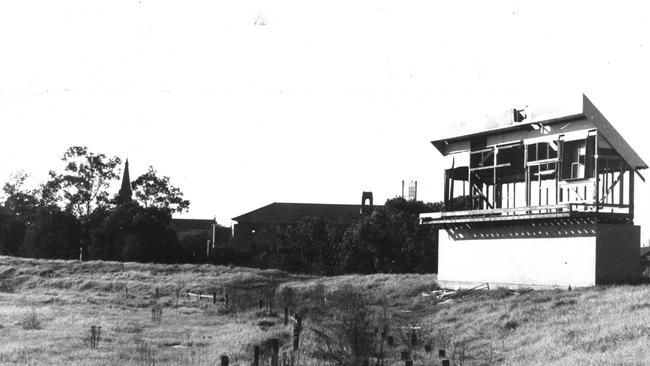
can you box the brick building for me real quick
[232,192,377,251]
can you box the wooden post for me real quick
[293,315,302,350]
[619,161,625,206]
[213,292,217,304]
[198,291,201,301]
[524,144,529,207]
[410,328,417,347]
[629,169,635,220]
[186,289,189,298]
[225,292,229,307]
[253,345,260,366]
[220,355,229,366]
[284,307,289,326]
[271,338,279,366]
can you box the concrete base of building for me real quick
[437,221,640,288]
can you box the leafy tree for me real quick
[337,198,443,274]
[0,206,26,256]
[2,171,41,222]
[87,201,181,263]
[131,166,190,213]
[21,206,82,259]
[280,218,346,275]
[47,146,122,217]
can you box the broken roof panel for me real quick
[431,94,647,170]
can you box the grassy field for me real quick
[0,255,649,365]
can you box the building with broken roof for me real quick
[421,95,647,288]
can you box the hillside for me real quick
[0,255,649,365]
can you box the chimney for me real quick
[361,191,373,215]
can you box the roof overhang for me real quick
[430,94,648,171]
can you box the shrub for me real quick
[20,308,41,330]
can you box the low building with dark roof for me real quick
[231,192,378,251]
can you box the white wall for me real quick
[438,227,597,287]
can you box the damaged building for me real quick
[421,95,646,288]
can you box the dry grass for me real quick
[1,255,650,365]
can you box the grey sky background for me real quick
[1,1,649,242]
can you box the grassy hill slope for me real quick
[0,255,649,365]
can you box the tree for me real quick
[21,206,82,259]
[47,146,122,217]
[131,166,190,213]
[2,171,40,222]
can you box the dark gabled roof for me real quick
[431,94,647,170]
[232,202,378,224]
[171,218,216,232]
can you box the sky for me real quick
[0,1,649,241]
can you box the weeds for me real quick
[20,307,41,330]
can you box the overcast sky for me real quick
[1,1,649,240]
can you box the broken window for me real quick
[561,136,595,180]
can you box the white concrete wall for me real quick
[438,228,597,287]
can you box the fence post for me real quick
[198,291,201,301]
[213,292,217,304]
[271,338,279,366]
[225,292,229,307]
[284,308,288,326]
[253,345,260,366]
[220,355,229,366]
[186,289,189,298]
[411,328,417,347]
[293,315,302,350]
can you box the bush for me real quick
[20,308,41,330]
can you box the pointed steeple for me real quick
[117,158,132,204]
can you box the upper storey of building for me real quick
[421,95,647,226]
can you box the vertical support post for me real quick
[594,131,599,212]
[629,169,635,220]
[619,161,625,206]
[213,292,217,304]
[492,147,498,209]
[225,292,229,307]
[443,169,450,210]
[284,307,289,326]
[524,144,529,208]
[555,138,561,205]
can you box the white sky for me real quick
[1,1,649,241]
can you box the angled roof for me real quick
[171,218,216,232]
[431,94,647,170]
[232,203,377,224]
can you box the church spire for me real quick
[117,158,132,204]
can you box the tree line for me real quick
[0,146,196,263]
